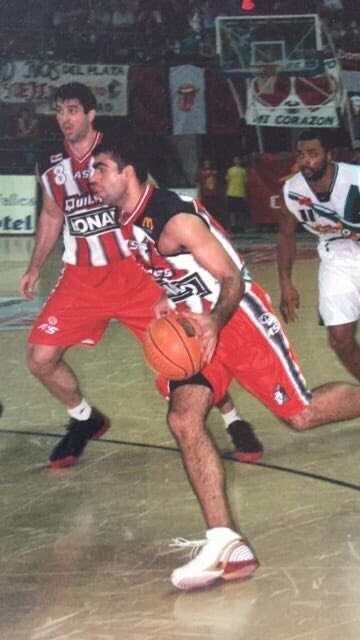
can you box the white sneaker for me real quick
[170,527,258,591]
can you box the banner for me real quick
[170,65,206,135]
[246,59,344,128]
[0,60,129,115]
[0,175,37,235]
[248,154,296,225]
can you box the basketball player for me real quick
[278,129,360,381]
[20,82,262,470]
[90,138,360,591]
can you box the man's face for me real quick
[90,153,126,206]
[296,138,330,182]
[55,98,95,143]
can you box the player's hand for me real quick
[279,285,300,323]
[183,311,218,365]
[154,293,174,318]
[19,267,39,300]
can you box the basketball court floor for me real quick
[1,235,360,640]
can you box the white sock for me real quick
[68,399,92,421]
[222,408,242,429]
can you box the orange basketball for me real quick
[143,313,202,380]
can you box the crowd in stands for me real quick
[0,0,359,62]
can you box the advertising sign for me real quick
[0,175,37,235]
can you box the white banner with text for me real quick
[0,175,37,235]
[0,60,129,115]
[246,58,345,128]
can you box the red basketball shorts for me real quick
[157,282,311,420]
[29,259,162,347]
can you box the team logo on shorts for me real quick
[273,384,289,406]
[259,312,281,337]
[38,316,59,335]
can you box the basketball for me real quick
[143,314,202,380]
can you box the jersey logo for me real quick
[68,207,118,237]
[65,194,102,214]
[50,153,63,164]
[157,272,211,302]
[143,216,154,231]
[273,384,289,406]
[74,169,92,180]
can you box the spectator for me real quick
[111,0,135,27]
[196,159,224,221]
[225,156,250,233]
[15,106,39,140]
[15,105,39,170]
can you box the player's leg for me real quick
[327,322,360,381]
[216,393,263,462]
[287,381,360,431]
[27,343,81,407]
[27,341,109,468]
[224,284,360,433]
[319,250,360,380]
[169,384,232,528]
[27,267,111,468]
[167,381,258,590]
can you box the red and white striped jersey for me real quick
[39,132,130,266]
[119,185,252,313]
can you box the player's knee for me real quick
[167,408,195,441]
[285,404,317,432]
[26,346,58,377]
[286,411,311,432]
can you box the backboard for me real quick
[215,14,324,77]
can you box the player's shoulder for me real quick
[148,187,195,216]
[139,187,196,240]
[336,161,360,180]
[37,140,68,177]
[93,130,110,154]
[283,169,304,192]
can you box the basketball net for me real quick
[253,64,280,95]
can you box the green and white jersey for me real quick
[283,162,360,246]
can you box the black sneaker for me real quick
[227,419,263,463]
[49,408,110,469]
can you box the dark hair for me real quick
[54,82,97,113]
[96,138,148,183]
[296,129,332,152]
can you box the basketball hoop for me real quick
[253,63,281,78]
[252,63,281,94]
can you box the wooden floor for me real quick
[1,236,360,640]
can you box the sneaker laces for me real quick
[169,537,207,559]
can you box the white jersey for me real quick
[284,162,360,326]
[283,162,360,249]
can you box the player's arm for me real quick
[159,213,244,362]
[20,191,64,299]
[276,199,300,323]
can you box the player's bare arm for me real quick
[158,213,244,362]
[277,201,300,323]
[20,192,64,300]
